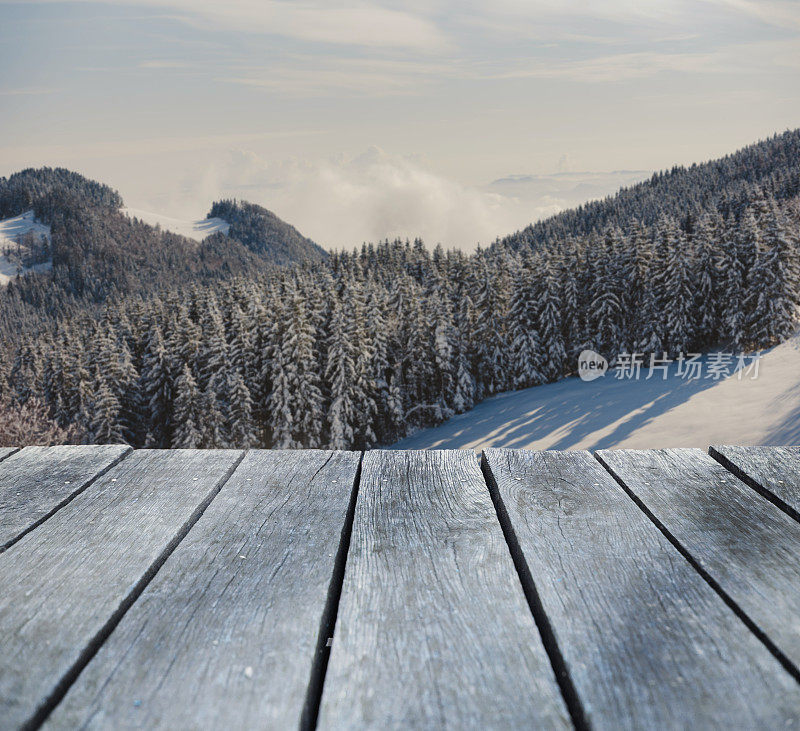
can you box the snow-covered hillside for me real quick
[392,336,800,451]
[0,210,52,285]
[121,207,230,242]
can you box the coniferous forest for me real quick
[1,131,800,448]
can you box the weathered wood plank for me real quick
[0,448,243,730]
[710,445,800,522]
[484,448,800,729]
[0,444,131,550]
[597,447,800,678]
[317,449,570,730]
[0,446,19,463]
[45,450,361,731]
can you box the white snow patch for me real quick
[0,210,52,286]
[392,335,800,451]
[121,207,230,242]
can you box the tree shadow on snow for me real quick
[392,357,751,451]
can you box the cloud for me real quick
[173,1,449,50]
[177,147,537,249]
[481,38,800,82]
[0,88,55,96]
[496,51,727,82]
[138,60,192,69]
[702,0,800,30]
[455,0,800,32]
[122,147,650,251]
[3,0,450,52]
[222,57,455,95]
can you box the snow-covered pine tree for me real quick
[325,299,357,449]
[743,206,799,347]
[472,256,510,395]
[587,230,624,360]
[228,304,252,379]
[171,363,202,448]
[508,261,544,389]
[89,367,124,444]
[346,277,379,448]
[284,287,324,448]
[198,295,230,393]
[661,221,696,356]
[559,245,584,361]
[267,303,295,449]
[692,215,720,348]
[227,370,256,448]
[365,286,393,440]
[452,294,476,413]
[139,324,172,447]
[539,260,566,382]
[716,217,747,350]
[429,287,456,420]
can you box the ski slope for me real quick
[393,335,800,451]
[0,211,52,285]
[121,207,230,242]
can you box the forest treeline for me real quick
[0,169,325,338]
[499,129,800,250]
[2,190,797,449]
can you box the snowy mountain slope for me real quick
[0,210,52,285]
[392,336,800,451]
[121,207,230,242]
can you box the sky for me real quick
[1,0,799,250]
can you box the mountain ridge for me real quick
[0,167,326,327]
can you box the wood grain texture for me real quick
[597,447,800,678]
[0,445,131,550]
[317,449,570,730]
[484,448,800,729]
[0,447,19,463]
[45,450,360,731]
[710,445,800,522]
[0,448,243,730]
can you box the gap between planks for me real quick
[28,451,247,730]
[593,450,800,687]
[24,449,364,731]
[12,445,798,729]
[480,453,590,731]
[299,452,364,731]
[708,446,800,526]
[0,446,133,554]
[0,447,21,463]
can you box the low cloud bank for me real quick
[132,147,649,250]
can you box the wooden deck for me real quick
[1,446,799,729]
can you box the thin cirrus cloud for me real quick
[222,58,458,96]
[138,60,193,69]
[458,0,800,28]
[2,0,451,51]
[0,88,56,96]
[703,0,800,30]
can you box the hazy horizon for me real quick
[2,0,799,248]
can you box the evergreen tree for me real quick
[744,208,799,347]
[89,368,124,444]
[473,257,510,395]
[539,262,566,381]
[325,300,357,449]
[661,224,696,355]
[171,364,202,448]
[228,371,256,448]
[508,264,544,389]
[139,324,172,447]
[285,289,324,448]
